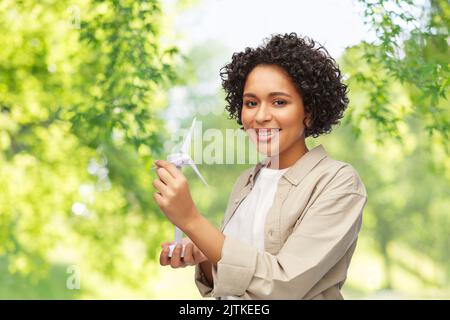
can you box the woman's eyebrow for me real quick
[243,92,292,98]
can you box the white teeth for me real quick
[256,129,279,136]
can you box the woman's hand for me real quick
[152,159,200,231]
[160,237,208,268]
[153,159,225,265]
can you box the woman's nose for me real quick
[254,103,272,123]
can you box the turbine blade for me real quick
[174,226,183,243]
[188,160,208,187]
[180,117,196,154]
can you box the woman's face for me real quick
[241,64,309,165]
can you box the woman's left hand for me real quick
[152,159,199,230]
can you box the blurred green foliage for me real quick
[0,0,193,297]
[0,0,448,299]
[352,0,449,141]
[341,1,449,293]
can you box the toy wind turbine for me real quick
[162,117,208,257]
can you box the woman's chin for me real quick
[256,145,280,157]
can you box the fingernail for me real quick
[163,246,169,252]
[155,160,160,165]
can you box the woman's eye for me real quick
[274,100,286,106]
[245,101,257,107]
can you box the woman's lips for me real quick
[254,128,281,143]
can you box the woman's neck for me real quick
[267,138,309,169]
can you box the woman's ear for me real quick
[304,115,312,128]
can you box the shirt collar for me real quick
[246,144,328,187]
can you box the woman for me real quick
[153,33,367,299]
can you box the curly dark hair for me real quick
[220,32,349,138]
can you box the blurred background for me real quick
[0,0,448,299]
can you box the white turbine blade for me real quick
[188,160,208,187]
[174,226,183,243]
[180,117,196,154]
[169,226,185,258]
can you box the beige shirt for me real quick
[194,144,368,299]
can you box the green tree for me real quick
[0,0,192,296]
[337,0,450,293]
[351,0,449,142]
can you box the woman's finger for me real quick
[183,243,195,266]
[156,167,176,186]
[155,160,183,179]
[161,241,173,248]
[152,179,170,195]
[153,192,165,207]
[170,243,184,268]
[160,246,170,266]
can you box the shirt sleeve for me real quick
[194,263,214,298]
[209,167,368,299]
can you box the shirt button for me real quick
[268,229,273,236]
[234,198,239,204]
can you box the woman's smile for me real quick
[248,128,282,143]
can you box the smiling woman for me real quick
[222,33,349,139]
[241,64,310,169]
[154,33,367,300]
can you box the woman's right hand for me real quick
[160,237,208,268]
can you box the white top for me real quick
[221,165,289,300]
[223,166,290,252]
